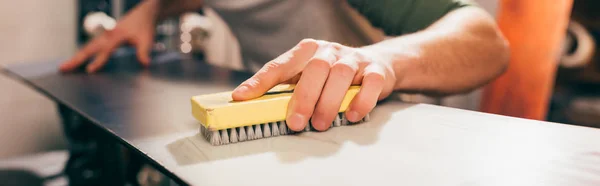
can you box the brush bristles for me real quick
[271,122,279,137]
[278,121,288,135]
[200,113,370,146]
[334,113,342,127]
[229,128,238,143]
[238,127,247,142]
[246,126,255,140]
[220,130,229,145]
[254,124,263,139]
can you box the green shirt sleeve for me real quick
[347,0,476,36]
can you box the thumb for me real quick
[232,62,285,101]
[232,39,320,101]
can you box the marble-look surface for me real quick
[135,102,600,186]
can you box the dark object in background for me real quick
[571,0,600,33]
[0,169,45,186]
[557,0,600,84]
[549,0,600,128]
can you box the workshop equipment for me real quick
[191,84,369,145]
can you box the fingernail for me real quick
[310,118,328,131]
[59,63,71,71]
[287,113,307,131]
[86,66,94,73]
[232,85,250,101]
[143,57,151,66]
[234,85,249,94]
[346,110,360,122]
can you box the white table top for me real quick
[132,101,600,186]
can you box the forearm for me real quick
[364,6,509,96]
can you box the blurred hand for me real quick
[232,39,397,132]
[60,1,158,73]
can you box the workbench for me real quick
[3,49,600,186]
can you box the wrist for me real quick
[361,41,424,92]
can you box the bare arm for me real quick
[364,6,510,96]
[231,6,509,132]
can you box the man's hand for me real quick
[231,39,397,132]
[59,0,160,73]
[231,6,510,132]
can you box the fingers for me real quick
[133,35,153,67]
[345,64,386,122]
[59,40,101,72]
[311,55,358,131]
[85,49,111,73]
[86,39,123,73]
[232,39,319,101]
[232,62,287,101]
[282,73,302,84]
[60,29,131,73]
[286,43,337,131]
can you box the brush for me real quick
[190,84,370,145]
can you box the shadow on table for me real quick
[70,48,252,86]
[166,99,415,165]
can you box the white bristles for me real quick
[220,130,230,145]
[229,128,238,143]
[279,121,288,135]
[210,131,220,146]
[201,112,371,145]
[341,114,349,126]
[238,127,247,142]
[334,114,342,127]
[263,123,272,137]
[254,124,263,139]
[246,126,255,140]
[271,122,279,136]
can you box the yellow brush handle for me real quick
[191,84,361,131]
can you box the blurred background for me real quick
[1,0,599,185]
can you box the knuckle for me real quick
[331,62,357,79]
[308,56,333,69]
[293,90,320,108]
[294,103,315,118]
[312,107,328,120]
[241,77,261,88]
[354,99,376,113]
[257,62,283,82]
[299,90,319,103]
[298,38,318,49]
[261,61,282,72]
[364,71,385,83]
[351,50,370,62]
[330,42,344,50]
